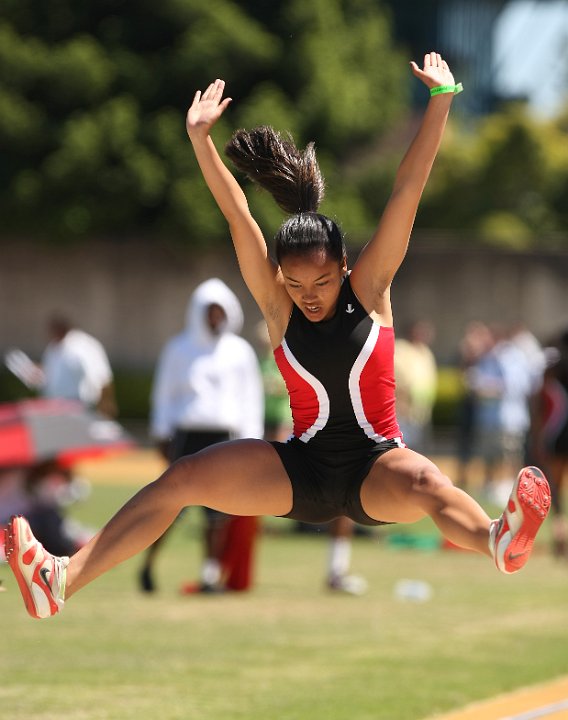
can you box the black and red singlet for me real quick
[274,274,402,454]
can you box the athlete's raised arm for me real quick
[351,52,459,314]
[186,80,282,313]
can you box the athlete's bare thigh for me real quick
[171,438,294,517]
[360,447,449,523]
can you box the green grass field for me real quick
[2,480,568,720]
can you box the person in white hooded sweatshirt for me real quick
[139,278,264,593]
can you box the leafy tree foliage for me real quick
[3,2,566,250]
[0,0,405,243]
[352,101,568,250]
[416,104,568,248]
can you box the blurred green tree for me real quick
[414,104,568,248]
[0,0,405,244]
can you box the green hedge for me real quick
[0,365,152,421]
[112,367,153,421]
[432,365,465,427]
[0,368,35,403]
[1,365,465,427]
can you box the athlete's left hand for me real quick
[186,78,232,139]
[410,51,455,90]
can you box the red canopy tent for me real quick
[0,398,135,468]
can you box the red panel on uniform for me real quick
[358,326,401,440]
[274,345,319,438]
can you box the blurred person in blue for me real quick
[457,323,537,503]
[139,278,264,594]
[4,55,552,621]
[510,323,546,400]
[455,321,501,490]
[491,325,535,502]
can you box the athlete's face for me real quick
[280,250,347,322]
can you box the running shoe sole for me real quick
[492,466,551,574]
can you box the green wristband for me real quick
[430,82,463,96]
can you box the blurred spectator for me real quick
[492,325,534,494]
[0,460,92,557]
[456,322,536,500]
[5,313,117,418]
[455,321,501,490]
[326,516,368,595]
[510,323,547,399]
[140,278,264,594]
[394,319,438,454]
[23,460,93,556]
[530,329,568,557]
[3,314,115,559]
[0,468,31,525]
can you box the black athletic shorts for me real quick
[269,436,401,526]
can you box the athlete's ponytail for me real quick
[225,125,324,215]
[225,125,345,265]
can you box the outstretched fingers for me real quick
[411,50,454,88]
[186,79,232,134]
[425,52,442,69]
[190,89,202,108]
[200,81,216,102]
[192,79,231,110]
[201,78,224,103]
[212,78,226,102]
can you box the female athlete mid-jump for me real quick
[5,53,550,619]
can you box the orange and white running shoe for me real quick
[489,466,551,574]
[4,515,69,619]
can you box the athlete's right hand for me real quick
[186,79,232,139]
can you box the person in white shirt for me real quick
[139,278,264,593]
[5,314,116,418]
[41,315,116,417]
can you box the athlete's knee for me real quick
[411,465,454,507]
[157,454,197,500]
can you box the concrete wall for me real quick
[0,240,263,370]
[1,240,567,369]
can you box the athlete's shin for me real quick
[432,485,493,555]
[413,470,492,554]
[66,468,188,598]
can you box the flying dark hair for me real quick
[225,125,346,265]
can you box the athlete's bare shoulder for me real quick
[349,273,394,328]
